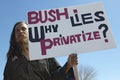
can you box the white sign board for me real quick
[27,2,116,60]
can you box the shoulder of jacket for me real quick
[7,56,19,63]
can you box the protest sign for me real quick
[27,2,116,60]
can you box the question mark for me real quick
[98,24,109,43]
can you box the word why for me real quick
[29,24,58,42]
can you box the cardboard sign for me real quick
[27,2,116,60]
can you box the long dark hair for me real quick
[7,21,27,59]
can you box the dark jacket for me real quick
[4,55,75,80]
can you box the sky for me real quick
[0,0,120,80]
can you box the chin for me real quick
[19,37,28,42]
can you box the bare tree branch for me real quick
[79,65,97,80]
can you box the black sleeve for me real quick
[48,58,75,80]
[3,58,12,80]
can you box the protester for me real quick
[3,21,78,80]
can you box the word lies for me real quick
[70,10,105,27]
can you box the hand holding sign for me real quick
[66,53,79,80]
[65,54,78,73]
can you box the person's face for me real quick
[15,23,28,42]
